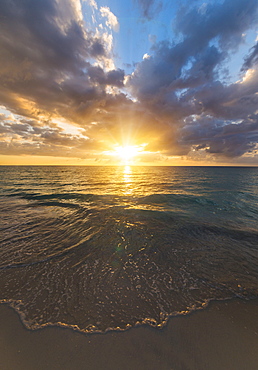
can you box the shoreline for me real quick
[0,297,213,335]
[1,298,258,370]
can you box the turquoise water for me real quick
[0,166,258,332]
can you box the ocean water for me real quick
[0,165,258,333]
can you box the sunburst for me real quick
[114,145,140,162]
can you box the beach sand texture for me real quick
[1,298,258,370]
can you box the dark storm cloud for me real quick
[135,0,163,20]
[127,0,258,158]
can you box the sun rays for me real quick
[102,142,147,164]
[114,145,141,162]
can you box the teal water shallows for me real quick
[0,166,258,333]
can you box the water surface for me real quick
[0,166,258,332]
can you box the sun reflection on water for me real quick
[122,165,133,195]
[123,165,131,180]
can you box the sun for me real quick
[102,143,147,164]
[115,145,140,162]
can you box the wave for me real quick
[1,195,258,333]
[1,166,258,333]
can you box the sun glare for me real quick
[115,145,140,162]
[102,143,147,164]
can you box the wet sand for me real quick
[1,298,258,370]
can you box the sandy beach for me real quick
[1,298,258,370]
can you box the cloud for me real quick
[0,111,98,158]
[87,66,125,87]
[0,0,132,161]
[242,41,258,71]
[1,0,258,163]
[136,0,163,20]
[83,0,98,10]
[129,0,258,97]
[100,7,119,32]
[0,0,125,125]
[178,114,258,158]
[126,0,258,158]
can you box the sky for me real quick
[0,0,258,166]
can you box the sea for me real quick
[0,165,258,333]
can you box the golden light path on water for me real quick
[123,165,133,195]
